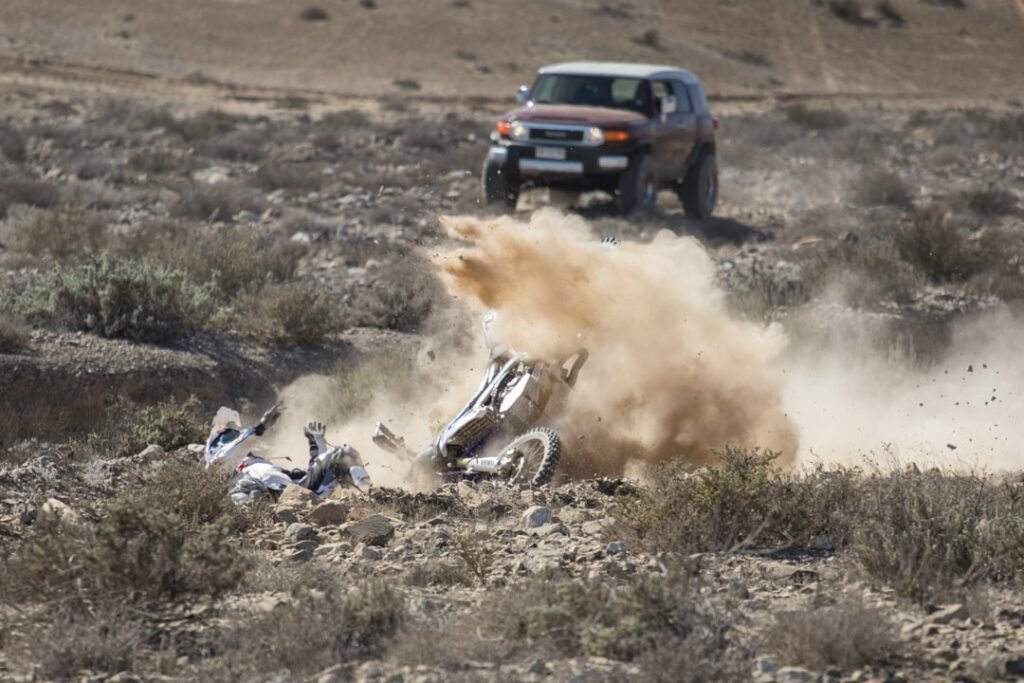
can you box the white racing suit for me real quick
[205,414,370,505]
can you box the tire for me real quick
[679,151,717,219]
[502,427,560,487]
[617,155,656,214]
[482,159,520,212]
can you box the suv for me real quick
[482,61,718,217]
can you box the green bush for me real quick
[15,255,213,342]
[131,395,207,451]
[231,281,342,345]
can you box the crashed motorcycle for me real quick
[373,345,587,488]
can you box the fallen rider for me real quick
[204,405,371,504]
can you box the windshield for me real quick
[529,74,651,114]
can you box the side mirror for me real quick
[515,85,530,106]
[659,95,677,116]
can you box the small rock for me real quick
[605,541,627,555]
[359,545,383,561]
[521,505,552,528]
[1006,657,1024,676]
[39,498,78,523]
[532,522,568,537]
[754,658,777,675]
[809,534,833,551]
[581,518,613,536]
[273,507,299,525]
[186,443,205,456]
[291,231,313,245]
[309,501,350,526]
[927,603,968,625]
[528,658,547,675]
[342,514,395,546]
[285,547,314,563]
[777,666,816,683]
[285,523,316,541]
[138,444,164,458]
[278,485,321,507]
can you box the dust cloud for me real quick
[780,308,1024,471]
[439,210,798,476]
[265,210,1020,487]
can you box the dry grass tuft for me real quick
[760,596,896,670]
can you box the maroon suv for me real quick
[482,61,719,217]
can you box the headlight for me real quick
[584,126,604,145]
[510,122,528,141]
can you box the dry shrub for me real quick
[9,605,148,680]
[0,176,60,218]
[403,560,470,587]
[209,579,403,678]
[852,468,1024,601]
[394,570,744,681]
[13,255,214,343]
[345,256,443,332]
[452,530,496,586]
[0,122,28,163]
[827,0,876,25]
[783,104,850,131]
[0,495,245,608]
[149,224,303,297]
[300,5,329,20]
[760,596,896,670]
[167,110,240,142]
[128,149,190,175]
[173,181,261,221]
[894,205,976,282]
[251,162,322,193]
[620,448,860,555]
[961,185,1017,216]
[200,129,268,162]
[231,281,343,346]
[803,231,921,306]
[852,168,913,207]
[0,315,29,354]
[722,259,809,320]
[13,203,109,261]
[634,28,663,50]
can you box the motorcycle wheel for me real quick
[503,427,560,487]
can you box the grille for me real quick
[529,128,584,142]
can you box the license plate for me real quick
[535,146,566,160]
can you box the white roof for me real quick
[538,61,699,83]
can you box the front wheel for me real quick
[482,159,520,212]
[502,427,560,487]
[679,152,717,219]
[618,155,657,215]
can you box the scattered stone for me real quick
[342,514,395,546]
[285,523,316,541]
[927,603,968,625]
[137,444,164,458]
[521,505,552,528]
[39,498,78,523]
[278,485,321,508]
[273,507,299,525]
[777,666,816,682]
[605,541,627,555]
[1006,657,1024,676]
[359,545,383,561]
[809,534,833,551]
[581,518,613,536]
[309,501,350,526]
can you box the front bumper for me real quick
[487,143,632,178]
